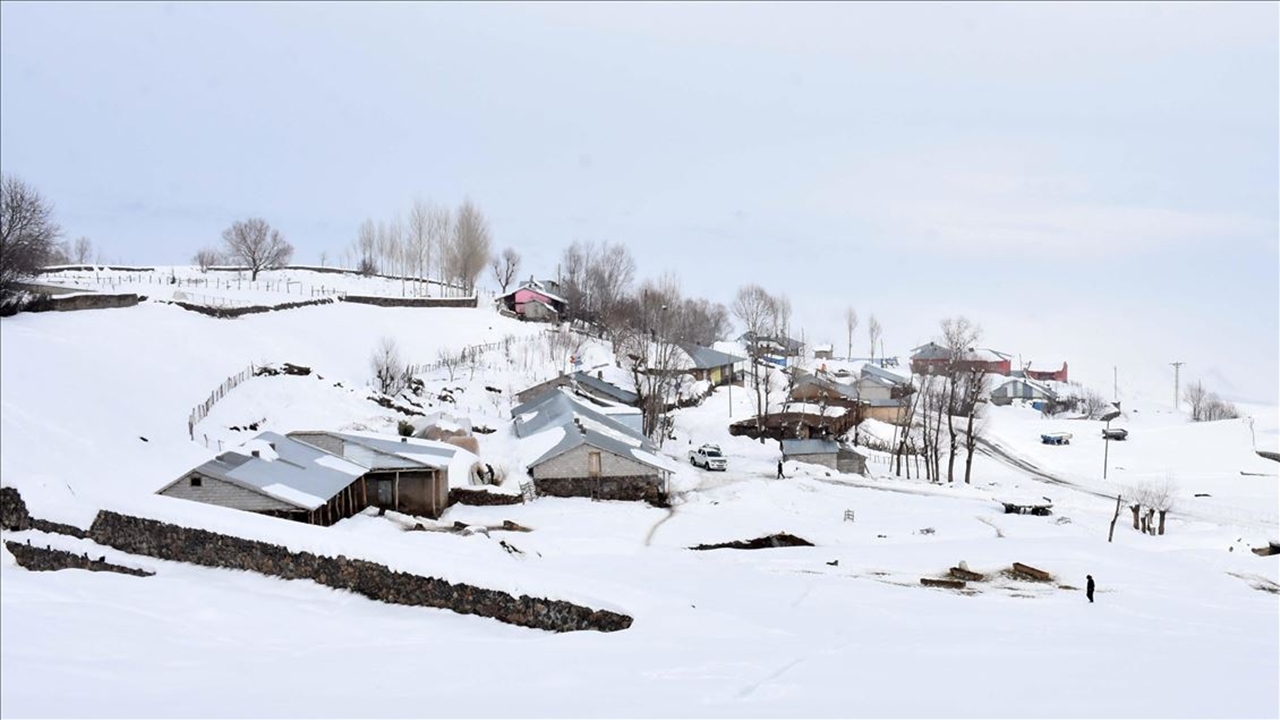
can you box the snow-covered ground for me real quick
[2,281,1277,718]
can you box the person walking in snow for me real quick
[1086,574,1095,603]
[776,459,785,479]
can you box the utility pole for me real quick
[1113,366,1117,401]
[1170,361,1184,409]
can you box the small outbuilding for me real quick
[780,438,867,475]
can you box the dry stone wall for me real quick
[341,295,477,309]
[87,510,632,633]
[5,541,154,577]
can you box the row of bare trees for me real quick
[843,307,883,361]
[342,198,493,294]
[1182,381,1240,422]
[889,316,990,485]
[733,284,795,438]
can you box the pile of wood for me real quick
[1009,562,1053,582]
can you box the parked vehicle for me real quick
[1040,432,1072,446]
[1102,428,1129,441]
[689,444,728,471]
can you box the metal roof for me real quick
[781,438,841,455]
[572,371,639,404]
[512,388,647,442]
[179,431,367,511]
[676,343,746,370]
[861,363,910,385]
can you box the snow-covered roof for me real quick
[781,438,840,455]
[676,343,746,370]
[813,343,833,353]
[176,431,366,511]
[572,371,639,405]
[861,363,909,385]
[498,280,567,305]
[512,388,645,441]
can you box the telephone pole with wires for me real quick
[1170,361,1184,409]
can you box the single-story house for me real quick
[515,371,639,407]
[1024,362,1069,383]
[813,344,834,360]
[910,342,1013,377]
[512,388,677,503]
[674,343,746,386]
[738,331,804,358]
[790,372,862,408]
[729,409,859,441]
[158,430,472,525]
[780,438,867,475]
[990,378,1059,406]
[496,279,568,322]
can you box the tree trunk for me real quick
[1130,504,1141,529]
[1146,508,1157,535]
[1157,509,1167,536]
[963,409,976,484]
[1108,495,1122,542]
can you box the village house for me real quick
[512,388,677,503]
[673,343,747,386]
[737,331,804,361]
[990,377,1060,407]
[910,342,1013,377]
[496,279,568,322]
[780,438,867,475]
[1022,361,1069,383]
[157,430,472,525]
[813,343,834,360]
[515,370,639,407]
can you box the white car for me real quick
[689,444,728,471]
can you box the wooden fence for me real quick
[188,364,256,443]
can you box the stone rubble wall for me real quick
[87,510,631,633]
[5,540,154,577]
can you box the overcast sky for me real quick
[2,2,1276,403]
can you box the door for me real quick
[588,451,602,478]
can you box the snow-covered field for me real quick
[1,284,1276,718]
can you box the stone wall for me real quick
[448,488,525,507]
[164,297,336,318]
[0,486,88,538]
[2,292,142,316]
[87,510,632,633]
[5,541,154,577]
[535,475,667,506]
[341,295,477,309]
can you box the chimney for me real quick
[251,450,260,458]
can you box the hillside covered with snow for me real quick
[1,282,1277,718]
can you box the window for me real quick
[190,476,203,487]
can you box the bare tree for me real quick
[624,274,685,441]
[960,365,990,484]
[437,347,463,383]
[491,247,521,293]
[318,250,328,268]
[370,336,409,395]
[221,218,292,281]
[733,284,779,439]
[867,314,883,362]
[355,219,378,275]
[589,242,637,338]
[426,204,452,293]
[845,307,858,360]
[445,198,492,294]
[1184,381,1239,422]
[193,247,222,272]
[72,236,93,264]
[0,174,62,300]
[1080,387,1110,420]
[1183,381,1208,420]
[407,199,431,293]
[940,316,980,483]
